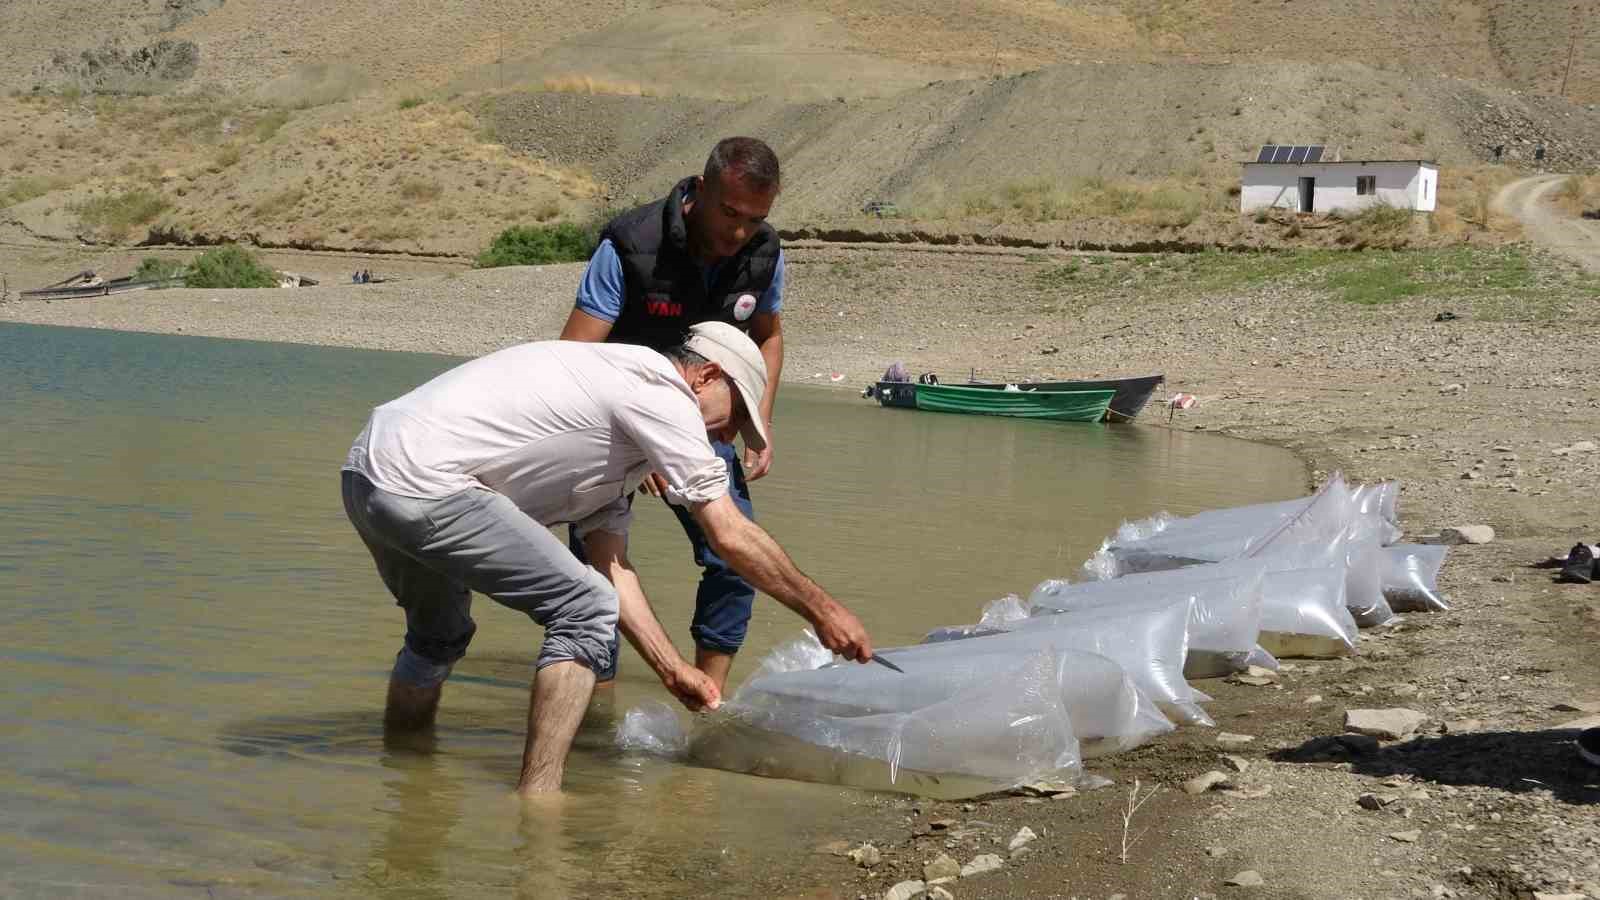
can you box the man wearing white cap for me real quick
[341,321,874,796]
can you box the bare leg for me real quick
[384,677,442,732]
[517,660,597,796]
[694,647,735,694]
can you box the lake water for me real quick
[0,323,1306,898]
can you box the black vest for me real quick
[601,176,780,349]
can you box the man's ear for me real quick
[695,361,725,389]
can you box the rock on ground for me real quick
[1225,870,1265,887]
[922,853,960,882]
[1437,525,1496,545]
[1183,771,1233,794]
[960,854,1004,878]
[1344,708,1429,739]
[883,879,925,900]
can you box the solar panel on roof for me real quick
[1305,146,1325,162]
[1256,146,1276,163]
[1272,146,1294,163]
[1288,145,1309,163]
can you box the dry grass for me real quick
[73,187,170,239]
[0,92,604,256]
[925,174,1231,228]
[2,173,78,207]
[1553,175,1600,217]
[1433,165,1522,238]
[252,187,306,219]
[1332,202,1417,249]
[398,177,444,202]
[541,75,649,97]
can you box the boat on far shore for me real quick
[869,373,1164,423]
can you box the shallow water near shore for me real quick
[0,322,1306,898]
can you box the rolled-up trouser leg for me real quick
[417,486,618,674]
[343,470,476,689]
[345,471,618,677]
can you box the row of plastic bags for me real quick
[617,473,1448,798]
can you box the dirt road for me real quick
[1493,174,1600,272]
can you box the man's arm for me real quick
[581,529,720,710]
[560,308,615,342]
[560,238,624,342]
[743,313,782,480]
[690,495,872,662]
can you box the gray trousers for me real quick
[341,470,618,687]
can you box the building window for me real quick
[1356,175,1376,196]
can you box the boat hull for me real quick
[910,383,1113,421]
[873,375,1163,422]
[967,375,1165,423]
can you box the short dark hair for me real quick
[658,343,709,368]
[704,137,780,193]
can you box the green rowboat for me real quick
[910,383,1114,422]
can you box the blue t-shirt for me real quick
[575,238,785,324]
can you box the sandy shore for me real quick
[6,241,1600,898]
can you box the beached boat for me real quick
[889,382,1114,422]
[871,374,1163,423]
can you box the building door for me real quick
[1298,177,1316,213]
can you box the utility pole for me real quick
[1559,19,1578,98]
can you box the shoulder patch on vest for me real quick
[733,293,757,321]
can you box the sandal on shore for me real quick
[1579,727,1600,768]
[1556,543,1597,584]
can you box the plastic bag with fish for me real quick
[1023,563,1266,678]
[915,597,1209,725]
[688,649,1081,799]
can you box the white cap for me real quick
[684,321,769,452]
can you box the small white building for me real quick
[1240,145,1438,215]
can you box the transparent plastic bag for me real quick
[924,594,1029,642]
[1254,564,1361,658]
[690,650,1080,799]
[1087,474,1401,582]
[616,699,689,756]
[1350,481,1403,545]
[910,599,1210,725]
[1024,564,1265,679]
[729,640,1172,760]
[1380,543,1449,612]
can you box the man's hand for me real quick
[661,663,722,712]
[810,602,873,664]
[743,441,774,481]
[638,472,669,497]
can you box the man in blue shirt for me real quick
[559,137,785,691]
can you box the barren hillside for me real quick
[2,1,1597,263]
[6,1,1600,103]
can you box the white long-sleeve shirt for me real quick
[344,340,728,537]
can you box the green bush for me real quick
[475,222,599,267]
[398,96,425,110]
[133,256,186,281]
[253,109,291,142]
[73,189,169,238]
[185,245,280,288]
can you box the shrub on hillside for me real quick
[185,245,280,288]
[475,222,598,267]
[73,189,169,239]
[133,256,186,281]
